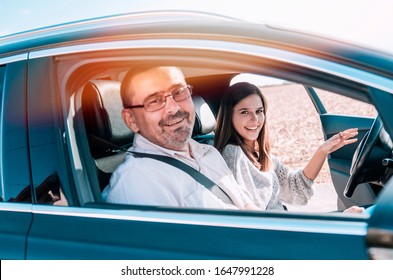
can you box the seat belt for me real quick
[86,133,235,206]
[130,151,235,206]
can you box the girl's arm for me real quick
[303,128,358,180]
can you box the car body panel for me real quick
[0,204,32,259]
[26,205,368,259]
[0,11,392,259]
[0,60,32,259]
[368,178,393,259]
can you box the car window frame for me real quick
[41,40,393,220]
[48,44,382,212]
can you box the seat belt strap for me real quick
[130,151,235,206]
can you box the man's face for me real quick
[122,67,195,151]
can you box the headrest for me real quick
[82,80,133,157]
[192,95,216,136]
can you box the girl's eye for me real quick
[240,111,248,115]
[256,109,264,114]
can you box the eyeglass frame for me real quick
[124,84,193,112]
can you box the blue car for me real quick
[0,10,392,259]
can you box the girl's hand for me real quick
[319,128,358,155]
[343,205,365,213]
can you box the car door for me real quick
[367,176,393,259]
[21,15,393,260]
[304,86,377,209]
[0,59,33,259]
[26,203,371,259]
[22,54,369,260]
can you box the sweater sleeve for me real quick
[222,145,274,210]
[273,156,314,206]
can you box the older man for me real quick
[104,66,256,210]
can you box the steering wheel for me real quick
[344,116,383,198]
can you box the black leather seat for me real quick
[82,80,132,158]
[81,80,131,190]
[81,79,216,190]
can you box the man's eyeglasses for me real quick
[125,84,193,112]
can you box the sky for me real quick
[1,0,393,55]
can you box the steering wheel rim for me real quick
[344,116,383,198]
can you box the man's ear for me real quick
[122,109,140,133]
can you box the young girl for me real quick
[214,82,359,210]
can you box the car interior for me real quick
[63,56,390,213]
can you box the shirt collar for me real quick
[131,133,210,160]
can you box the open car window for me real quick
[54,46,386,219]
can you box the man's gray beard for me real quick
[159,110,195,150]
[162,126,193,150]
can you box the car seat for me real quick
[80,79,217,191]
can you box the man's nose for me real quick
[164,94,181,112]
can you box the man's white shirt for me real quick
[103,134,253,210]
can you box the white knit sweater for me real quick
[222,144,314,210]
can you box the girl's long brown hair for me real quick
[214,82,272,171]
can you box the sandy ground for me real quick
[261,83,376,212]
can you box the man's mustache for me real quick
[159,111,190,126]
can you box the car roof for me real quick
[1,10,393,80]
[0,10,241,55]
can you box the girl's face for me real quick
[232,93,265,147]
